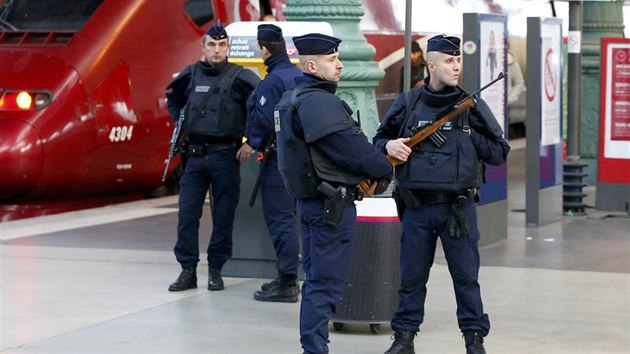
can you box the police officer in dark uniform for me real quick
[246,24,303,303]
[275,33,393,354]
[374,35,510,354]
[166,21,260,292]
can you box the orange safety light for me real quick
[16,91,33,109]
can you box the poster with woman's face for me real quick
[480,21,507,133]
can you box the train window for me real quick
[1,0,103,31]
[184,0,215,27]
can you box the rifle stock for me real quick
[360,72,506,196]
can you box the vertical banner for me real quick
[525,17,563,226]
[462,13,508,245]
[596,38,630,212]
[540,23,562,146]
[479,20,507,133]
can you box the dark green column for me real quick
[580,0,624,184]
[283,0,385,138]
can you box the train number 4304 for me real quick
[108,125,134,142]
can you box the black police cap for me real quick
[257,24,284,42]
[206,20,228,40]
[292,33,342,55]
[427,34,461,56]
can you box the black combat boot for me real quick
[168,268,197,291]
[384,329,416,354]
[254,276,299,303]
[463,331,487,354]
[207,268,224,291]
[260,275,300,294]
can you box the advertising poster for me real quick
[603,42,630,159]
[540,22,562,146]
[479,20,506,133]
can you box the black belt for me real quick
[317,182,363,204]
[414,188,477,205]
[187,142,238,156]
[343,186,363,203]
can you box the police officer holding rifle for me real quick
[373,34,510,354]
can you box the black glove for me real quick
[448,197,470,238]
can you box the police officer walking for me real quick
[374,35,510,354]
[246,24,303,303]
[275,33,393,354]
[166,21,260,292]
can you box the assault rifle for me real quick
[161,107,186,182]
[359,72,506,196]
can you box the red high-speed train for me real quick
[0,0,283,220]
[0,0,556,221]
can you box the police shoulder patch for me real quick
[259,95,267,106]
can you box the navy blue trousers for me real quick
[298,197,356,354]
[174,148,240,271]
[260,156,299,277]
[391,198,491,335]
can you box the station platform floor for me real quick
[1,139,629,354]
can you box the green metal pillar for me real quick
[579,0,624,185]
[283,0,384,138]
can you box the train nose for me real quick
[0,120,43,199]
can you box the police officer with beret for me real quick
[374,34,510,354]
[275,32,393,354]
[246,24,303,303]
[166,20,260,292]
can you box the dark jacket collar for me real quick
[264,52,292,74]
[198,60,228,76]
[296,73,338,94]
[421,83,464,107]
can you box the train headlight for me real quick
[0,90,53,110]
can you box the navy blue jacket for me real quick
[294,74,392,180]
[246,52,302,150]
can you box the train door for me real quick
[89,63,144,190]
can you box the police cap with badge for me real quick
[427,34,461,56]
[206,20,228,40]
[292,33,342,55]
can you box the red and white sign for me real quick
[600,37,630,183]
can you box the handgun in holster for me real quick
[317,181,346,227]
[392,188,422,221]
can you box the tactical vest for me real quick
[275,87,365,198]
[275,88,321,199]
[185,62,244,138]
[395,91,482,192]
